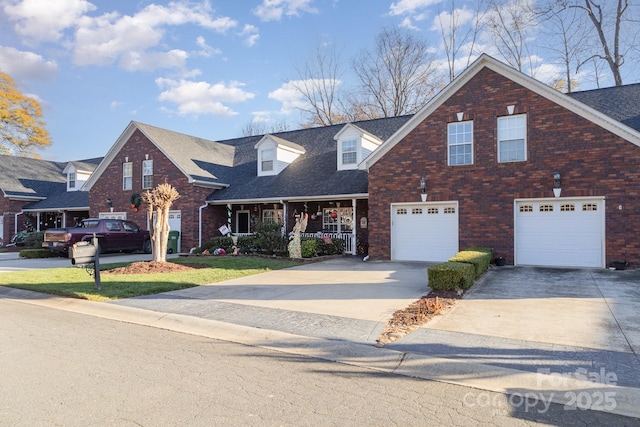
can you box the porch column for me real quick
[226,204,232,235]
[351,198,357,255]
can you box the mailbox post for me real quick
[69,234,101,290]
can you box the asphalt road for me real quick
[1,299,635,426]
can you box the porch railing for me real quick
[300,232,355,255]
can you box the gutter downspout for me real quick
[198,202,208,248]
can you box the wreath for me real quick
[130,193,142,211]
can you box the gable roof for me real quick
[361,54,640,170]
[0,155,67,199]
[63,157,102,174]
[83,121,239,189]
[207,115,412,203]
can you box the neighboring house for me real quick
[361,54,640,268]
[82,117,411,253]
[0,155,102,243]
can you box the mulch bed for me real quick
[376,290,464,346]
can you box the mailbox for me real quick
[70,241,97,265]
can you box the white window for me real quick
[323,208,353,233]
[498,114,526,162]
[448,121,473,166]
[261,148,274,173]
[341,140,357,165]
[69,172,76,189]
[123,162,132,191]
[262,209,283,224]
[142,159,153,189]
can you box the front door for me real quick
[236,211,250,234]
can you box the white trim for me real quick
[360,54,640,171]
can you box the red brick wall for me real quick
[368,68,640,266]
[89,128,215,251]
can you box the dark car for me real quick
[43,218,151,255]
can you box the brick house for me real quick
[82,117,410,253]
[361,54,640,268]
[0,155,100,243]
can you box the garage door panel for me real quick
[392,203,458,262]
[515,199,604,268]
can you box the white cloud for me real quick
[195,36,222,57]
[72,1,237,70]
[2,0,95,43]
[268,79,340,114]
[0,45,58,82]
[156,77,255,117]
[253,0,318,22]
[240,24,260,47]
[389,0,441,16]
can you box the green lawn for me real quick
[0,256,301,302]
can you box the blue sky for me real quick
[0,0,636,161]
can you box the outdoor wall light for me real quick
[106,198,112,207]
[420,177,427,202]
[553,171,562,197]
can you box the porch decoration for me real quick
[330,210,338,219]
[288,213,308,259]
[130,193,142,212]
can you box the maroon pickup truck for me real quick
[43,218,151,256]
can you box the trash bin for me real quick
[167,230,180,254]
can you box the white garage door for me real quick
[391,202,459,262]
[515,198,604,268]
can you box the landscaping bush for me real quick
[20,248,59,259]
[236,235,257,254]
[300,238,319,258]
[427,262,475,291]
[449,247,492,279]
[316,237,344,255]
[253,222,287,255]
[201,236,234,253]
[24,231,44,249]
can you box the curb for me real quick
[1,285,639,419]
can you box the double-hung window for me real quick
[341,140,357,166]
[123,162,132,190]
[142,159,153,189]
[69,172,76,189]
[262,209,283,224]
[261,148,274,173]
[498,114,526,162]
[448,121,473,166]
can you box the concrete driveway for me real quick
[426,266,640,355]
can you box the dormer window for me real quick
[255,135,305,177]
[261,148,275,173]
[341,140,357,165]
[334,124,383,171]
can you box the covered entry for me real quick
[391,202,459,262]
[515,198,605,268]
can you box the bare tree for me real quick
[351,27,441,119]
[555,0,634,86]
[436,0,487,82]
[287,44,349,127]
[142,183,180,263]
[240,119,290,137]
[485,0,539,74]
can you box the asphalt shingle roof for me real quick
[203,115,413,202]
[0,155,66,198]
[567,83,640,132]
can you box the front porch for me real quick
[210,198,369,256]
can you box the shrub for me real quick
[301,239,318,258]
[237,235,257,254]
[254,222,287,255]
[20,248,59,259]
[449,248,492,279]
[316,237,344,255]
[428,262,475,291]
[201,236,234,252]
[24,231,44,249]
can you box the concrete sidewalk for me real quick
[1,256,640,418]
